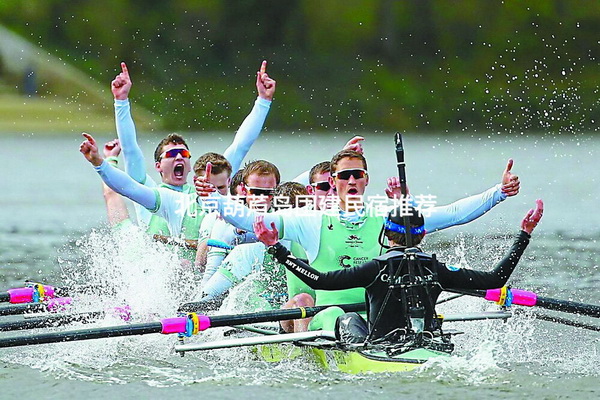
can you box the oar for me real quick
[0,305,131,332]
[436,293,464,305]
[152,235,233,252]
[515,310,600,332]
[448,287,600,318]
[176,311,513,353]
[153,234,198,250]
[0,297,74,317]
[0,283,68,304]
[0,311,105,332]
[0,303,365,348]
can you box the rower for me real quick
[254,200,543,343]
[195,148,521,332]
[108,60,276,254]
[194,182,312,313]
[200,160,281,287]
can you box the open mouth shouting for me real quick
[174,163,185,178]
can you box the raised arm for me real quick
[440,200,543,290]
[80,133,157,211]
[424,159,520,233]
[223,60,276,173]
[101,139,130,226]
[112,62,149,185]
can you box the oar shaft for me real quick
[0,303,48,316]
[0,322,164,348]
[0,311,104,332]
[535,296,600,318]
[448,288,600,319]
[207,303,365,328]
[0,297,72,316]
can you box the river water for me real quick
[1,132,599,399]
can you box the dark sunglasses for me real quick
[247,186,275,196]
[160,148,191,159]
[332,168,367,180]
[311,181,331,191]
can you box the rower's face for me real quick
[195,170,230,196]
[242,173,277,211]
[155,143,191,187]
[309,171,335,210]
[210,171,230,196]
[331,157,369,207]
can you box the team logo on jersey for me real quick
[345,234,363,248]
[338,255,352,268]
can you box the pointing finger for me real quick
[260,60,267,76]
[121,62,129,77]
[82,132,96,145]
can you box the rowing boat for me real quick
[255,332,452,374]
[175,311,512,374]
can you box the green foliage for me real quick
[0,0,598,134]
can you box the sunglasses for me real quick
[246,186,275,196]
[332,168,367,180]
[311,181,332,191]
[160,148,191,159]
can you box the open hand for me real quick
[111,62,132,100]
[194,162,216,197]
[521,199,544,235]
[501,159,520,197]
[256,60,276,101]
[79,133,103,166]
[253,215,279,246]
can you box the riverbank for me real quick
[0,94,158,135]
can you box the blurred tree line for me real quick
[0,0,598,134]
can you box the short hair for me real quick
[242,160,281,185]
[154,133,189,162]
[229,169,244,195]
[193,152,232,177]
[384,206,425,246]
[272,182,308,210]
[330,150,367,174]
[309,161,330,184]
